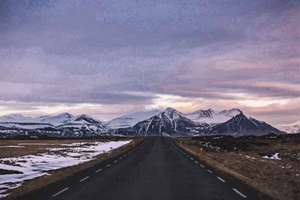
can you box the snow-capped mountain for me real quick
[0,114,54,130]
[117,107,281,137]
[0,108,284,137]
[106,109,161,129]
[58,114,107,133]
[133,108,204,136]
[0,113,108,136]
[278,121,300,134]
[209,113,281,136]
[0,113,76,126]
[38,113,75,126]
[185,108,242,125]
[75,114,102,124]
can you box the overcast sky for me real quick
[0,0,299,126]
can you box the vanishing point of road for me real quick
[18,137,266,200]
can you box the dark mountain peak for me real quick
[163,107,178,114]
[75,114,101,124]
[210,112,281,136]
[231,112,247,120]
[191,109,215,118]
[219,108,242,116]
[156,107,185,120]
[133,107,200,136]
[55,112,74,119]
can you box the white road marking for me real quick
[217,176,226,183]
[200,164,205,168]
[232,188,247,198]
[52,187,69,198]
[194,161,199,164]
[96,169,103,173]
[114,160,118,163]
[207,169,213,174]
[106,164,111,168]
[190,157,194,161]
[79,176,90,183]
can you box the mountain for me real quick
[132,108,204,136]
[0,108,284,137]
[58,114,107,133]
[0,122,54,130]
[75,114,102,124]
[127,108,281,137]
[209,113,282,136]
[278,121,300,134]
[0,113,108,137]
[38,113,75,126]
[0,113,55,130]
[106,109,161,129]
[185,108,242,125]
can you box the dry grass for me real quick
[177,136,300,200]
[0,139,101,158]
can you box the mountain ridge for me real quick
[0,108,284,137]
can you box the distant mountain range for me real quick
[106,109,161,129]
[0,113,107,137]
[0,107,286,137]
[278,121,300,134]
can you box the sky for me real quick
[0,0,299,126]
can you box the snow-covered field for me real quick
[0,140,131,198]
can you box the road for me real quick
[18,137,265,200]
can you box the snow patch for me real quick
[0,140,131,198]
[263,153,281,160]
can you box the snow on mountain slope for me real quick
[0,113,75,126]
[130,108,281,137]
[185,108,242,125]
[278,121,300,134]
[0,122,54,130]
[133,108,203,136]
[75,114,101,124]
[0,109,285,137]
[0,113,108,133]
[38,113,75,126]
[107,109,161,129]
[58,114,107,133]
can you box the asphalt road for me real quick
[18,137,265,200]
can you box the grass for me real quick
[176,135,300,200]
[0,139,101,158]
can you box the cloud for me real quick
[0,0,299,124]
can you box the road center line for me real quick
[79,176,90,183]
[217,176,226,183]
[52,187,69,198]
[232,188,247,198]
[96,169,103,173]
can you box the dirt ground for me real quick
[177,135,300,200]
